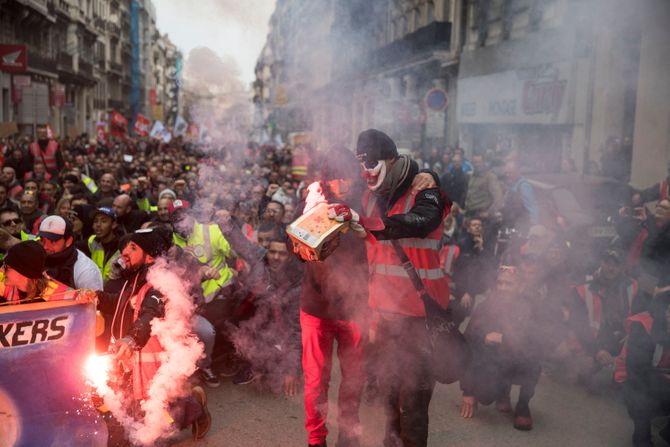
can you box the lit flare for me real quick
[303,181,327,214]
[84,353,111,391]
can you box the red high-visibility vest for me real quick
[29,140,59,173]
[660,179,669,201]
[575,280,638,336]
[0,272,77,303]
[8,184,23,200]
[614,312,669,383]
[363,189,450,317]
[439,244,460,277]
[131,283,164,401]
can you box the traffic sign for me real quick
[424,88,448,112]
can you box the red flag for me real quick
[133,113,151,137]
[96,121,107,143]
[110,111,128,138]
[186,123,199,141]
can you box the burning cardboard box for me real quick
[287,182,346,261]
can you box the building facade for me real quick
[255,0,670,186]
[0,0,180,139]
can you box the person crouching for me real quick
[459,265,542,431]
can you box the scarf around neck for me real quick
[45,243,78,287]
[372,154,411,199]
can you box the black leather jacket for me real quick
[371,161,446,241]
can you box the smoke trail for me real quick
[94,258,203,446]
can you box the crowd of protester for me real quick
[0,125,668,447]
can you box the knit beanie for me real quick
[5,241,46,279]
[158,188,177,200]
[356,129,398,162]
[126,228,171,258]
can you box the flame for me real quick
[303,181,327,214]
[84,353,111,390]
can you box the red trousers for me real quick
[301,310,366,445]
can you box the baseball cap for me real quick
[91,206,117,221]
[38,215,73,241]
[168,199,191,214]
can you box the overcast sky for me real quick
[154,0,276,87]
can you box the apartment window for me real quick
[409,7,420,32]
[396,15,407,39]
[427,0,435,23]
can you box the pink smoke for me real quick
[92,258,204,446]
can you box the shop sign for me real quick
[0,45,27,73]
[11,75,31,103]
[50,84,65,108]
[458,62,571,125]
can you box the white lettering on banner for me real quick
[0,315,70,348]
[458,61,572,125]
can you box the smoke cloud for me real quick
[93,259,203,446]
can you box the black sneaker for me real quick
[232,367,256,385]
[199,367,221,388]
[218,361,242,377]
[308,442,327,447]
[191,385,212,440]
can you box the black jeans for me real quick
[624,374,670,447]
[462,349,541,416]
[375,317,435,447]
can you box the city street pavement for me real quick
[168,365,669,447]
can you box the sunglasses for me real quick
[1,218,22,226]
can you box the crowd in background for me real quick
[0,126,668,447]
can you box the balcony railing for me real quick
[108,99,125,112]
[93,98,107,110]
[372,21,452,70]
[28,51,57,73]
[109,61,123,75]
[107,22,120,35]
[57,52,74,73]
[345,21,452,77]
[79,59,93,78]
[94,16,106,31]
